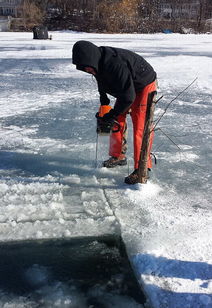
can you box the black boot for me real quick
[124,169,139,184]
[103,156,127,168]
[124,169,150,184]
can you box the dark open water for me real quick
[0,237,146,307]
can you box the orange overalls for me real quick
[109,80,157,169]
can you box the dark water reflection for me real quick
[0,237,145,307]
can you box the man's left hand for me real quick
[102,109,116,122]
[97,109,116,134]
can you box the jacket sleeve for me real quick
[99,91,110,106]
[96,78,110,105]
[109,61,136,115]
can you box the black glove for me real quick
[96,110,116,134]
[102,109,116,122]
[102,110,121,133]
[101,109,116,130]
[95,109,116,122]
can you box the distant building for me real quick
[158,0,212,20]
[0,0,22,18]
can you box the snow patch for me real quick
[125,182,163,202]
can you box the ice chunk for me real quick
[199,294,211,305]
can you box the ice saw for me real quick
[95,105,120,167]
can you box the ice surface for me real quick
[0,31,211,308]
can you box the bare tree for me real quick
[137,0,161,32]
[20,0,44,30]
[25,0,211,33]
[197,0,207,29]
[96,0,140,32]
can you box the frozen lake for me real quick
[0,31,211,308]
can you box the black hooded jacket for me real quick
[72,40,156,115]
